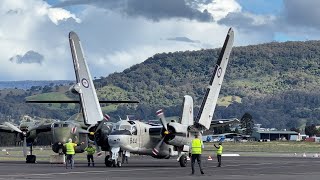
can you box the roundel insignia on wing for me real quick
[217,67,222,78]
[81,78,89,88]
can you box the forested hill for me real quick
[0,80,73,90]
[94,40,320,129]
[0,40,319,130]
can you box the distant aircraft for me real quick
[211,118,240,127]
[0,115,58,162]
[107,28,234,167]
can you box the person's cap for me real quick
[68,138,72,142]
[219,142,222,145]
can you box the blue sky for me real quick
[238,0,283,15]
[0,0,320,80]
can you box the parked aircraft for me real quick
[66,31,138,155]
[211,118,240,127]
[0,115,57,159]
[0,31,138,163]
[107,28,234,167]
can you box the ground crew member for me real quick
[84,143,96,166]
[214,142,223,167]
[190,134,204,175]
[64,138,83,169]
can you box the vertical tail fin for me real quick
[196,28,234,130]
[69,31,103,125]
[181,95,193,126]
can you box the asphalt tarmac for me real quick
[0,155,319,180]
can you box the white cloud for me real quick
[70,7,231,78]
[0,0,80,80]
[197,0,241,21]
[47,7,81,25]
[3,0,320,81]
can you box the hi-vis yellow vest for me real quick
[192,139,202,154]
[216,145,223,155]
[85,146,96,155]
[65,143,77,155]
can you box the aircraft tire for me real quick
[117,161,122,167]
[26,155,36,163]
[104,155,112,167]
[179,155,187,167]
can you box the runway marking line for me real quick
[0,162,275,178]
[0,160,306,178]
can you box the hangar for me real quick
[252,130,298,141]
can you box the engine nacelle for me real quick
[87,121,113,151]
[163,122,190,147]
[69,83,81,94]
[166,122,188,134]
[166,136,190,147]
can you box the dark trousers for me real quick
[191,154,203,174]
[87,155,94,166]
[66,155,74,169]
[217,154,222,167]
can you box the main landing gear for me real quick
[179,154,188,167]
[105,155,122,167]
[26,143,36,163]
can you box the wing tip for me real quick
[69,31,79,40]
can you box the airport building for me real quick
[252,130,299,141]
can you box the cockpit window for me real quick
[119,125,131,131]
[54,124,59,128]
[110,130,131,135]
[132,126,137,135]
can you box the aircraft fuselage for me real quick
[108,120,190,158]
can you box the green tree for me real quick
[240,112,254,135]
[290,127,300,133]
[305,124,318,137]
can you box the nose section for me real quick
[53,127,73,143]
[108,135,130,149]
[108,135,126,147]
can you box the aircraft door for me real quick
[135,123,142,149]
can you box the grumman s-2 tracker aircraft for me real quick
[0,31,138,163]
[0,109,94,163]
[0,116,59,162]
[64,31,139,158]
[107,28,234,167]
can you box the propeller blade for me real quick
[95,142,102,156]
[4,122,22,133]
[156,109,168,131]
[95,119,107,133]
[77,128,89,134]
[23,136,27,157]
[152,137,165,156]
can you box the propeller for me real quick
[22,134,27,157]
[156,109,168,132]
[88,114,111,156]
[3,122,28,157]
[4,122,22,133]
[76,128,90,134]
[153,109,170,156]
